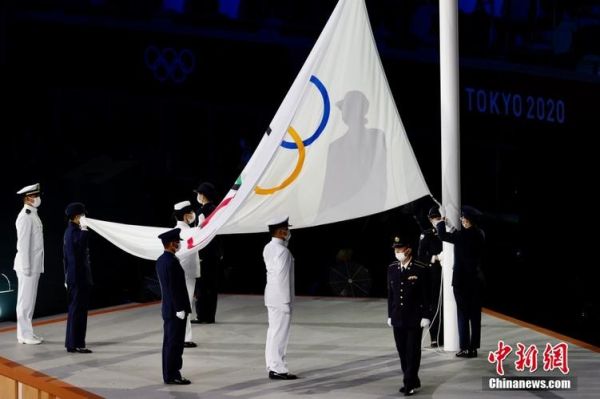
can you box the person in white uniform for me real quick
[13,183,44,345]
[263,215,297,380]
[173,200,201,348]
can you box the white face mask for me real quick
[186,212,196,224]
[285,230,292,241]
[395,252,406,262]
[31,197,41,208]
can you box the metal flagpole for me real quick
[439,0,461,352]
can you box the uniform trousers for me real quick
[265,306,291,373]
[162,316,187,383]
[16,271,40,340]
[196,260,218,322]
[65,284,90,349]
[184,277,196,342]
[453,285,482,350]
[393,325,423,390]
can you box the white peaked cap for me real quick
[266,215,290,227]
[174,200,192,211]
[16,183,40,195]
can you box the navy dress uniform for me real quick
[417,206,444,347]
[173,200,201,347]
[63,202,94,353]
[435,206,485,358]
[192,182,222,324]
[388,237,431,396]
[263,216,297,380]
[156,228,192,385]
[14,183,44,345]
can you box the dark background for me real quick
[0,0,598,346]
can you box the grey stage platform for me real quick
[0,295,598,398]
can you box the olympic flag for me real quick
[85,0,430,260]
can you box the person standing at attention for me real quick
[63,202,94,354]
[156,228,192,385]
[173,200,200,348]
[263,216,298,380]
[14,182,44,345]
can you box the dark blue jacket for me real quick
[156,251,192,320]
[63,223,93,287]
[387,259,431,328]
[435,221,485,287]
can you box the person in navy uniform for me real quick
[432,206,485,358]
[156,228,192,385]
[172,200,200,348]
[263,216,297,380]
[63,202,94,353]
[14,183,45,345]
[417,206,444,348]
[191,182,222,324]
[387,237,431,396]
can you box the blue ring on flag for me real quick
[281,75,330,149]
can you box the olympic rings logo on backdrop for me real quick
[144,46,196,84]
[255,75,330,195]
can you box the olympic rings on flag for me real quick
[281,75,330,149]
[254,127,306,195]
[144,46,196,84]
[254,75,329,195]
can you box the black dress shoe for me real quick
[190,319,201,324]
[430,341,439,348]
[404,388,416,396]
[184,341,197,348]
[456,349,470,358]
[399,383,420,393]
[67,347,93,353]
[165,377,191,385]
[269,371,298,380]
[469,349,478,358]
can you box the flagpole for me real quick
[439,0,460,352]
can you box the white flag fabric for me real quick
[86,0,430,260]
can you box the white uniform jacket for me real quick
[263,237,295,308]
[13,205,44,275]
[175,221,201,279]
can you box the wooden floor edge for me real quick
[0,355,104,399]
[482,307,600,353]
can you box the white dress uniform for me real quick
[13,184,44,344]
[263,236,295,374]
[175,221,201,343]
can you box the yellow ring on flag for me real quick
[255,126,306,195]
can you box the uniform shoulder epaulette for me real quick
[25,209,31,214]
[413,260,428,268]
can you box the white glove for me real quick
[64,282,68,289]
[387,317,392,328]
[420,318,431,328]
[79,216,89,230]
[175,311,185,320]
